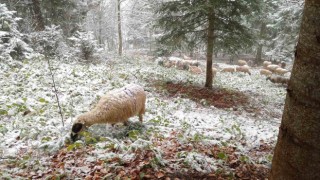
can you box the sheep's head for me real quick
[71,123,84,142]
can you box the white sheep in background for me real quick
[184,60,200,67]
[189,65,202,74]
[175,60,189,70]
[266,75,290,85]
[163,60,175,68]
[279,61,286,68]
[183,54,192,60]
[221,67,236,73]
[236,65,251,75]
[71,84,146,141]
[266,64,280,72]
[238,59,247,66]
[260,69,272,77]
[274,67,290,76]
[212,67,218,78]
[263,61,272,68]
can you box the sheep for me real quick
[184,60,200,67]
[71,84,146,141]
[238,59,247,66]
[221,67,236,73]
[274,67,290,76]
[236,65,251,75]
[183,54,192,60]
[175,60,189,70]
[260,69,272,77]
[266,75,290,85]
[189,65,202,74]
[266,64,280,72]
[212,67,218,78]
[175,60,199,70]
[279,61,286,68]
[263,61,272,68]
[163,60,175,68]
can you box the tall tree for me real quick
[117,0,123,56]
[31,0,45,31]
[155,0,259,89]
[264,0,303,62]
[270,0,320,179]
[1,0,88,35]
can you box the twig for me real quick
[46,56,64,127]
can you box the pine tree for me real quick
[1,0,88,36]
[0,3,33,61]
[155,0,260,89]
[270,0,320,178]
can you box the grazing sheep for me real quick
[236,65,251,75]
[263,61,272,68]
[260,69,272,77]
[175,60,199,70]
[267,64,280,72]
[169,56,184,62]
[189,65,202,74]
[279,61,286,69]
[183,54,192,60]
[266,75,289,85]
[175,60,189,70]
[71,84,146,141]
[238,59,247,66]
[163,60,175,68]
[212,67,218,78]
[275,67,290,76]
[221,67,236,73]
[184,60,200,67]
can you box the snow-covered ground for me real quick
[0,55,286,178]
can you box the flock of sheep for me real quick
[157,56,291,86]
[260,61,290,85]
[221,59,291,85]
[70,57,292,141]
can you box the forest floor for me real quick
[0,54,288,179]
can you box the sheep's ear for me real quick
[72,123,83,133]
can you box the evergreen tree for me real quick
[0,3,33,62]
[270,0,320,178]
[1,0,88,36]
[154,0,260,88]
[264,0,303,62]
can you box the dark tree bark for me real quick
[270,0,320,179]
[117,0,123,56]
[205,13,214,89]
[31,0,45,31]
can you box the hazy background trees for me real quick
[0,0,303,63]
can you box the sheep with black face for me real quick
[71,84,146,141]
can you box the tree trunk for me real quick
[99,11,103,45]
[255,22,266,65]
[31,0,45,31]
[270,1,320,179]
[117,0,123,56]
[205,13,214,89]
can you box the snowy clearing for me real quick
[0,55,286,179]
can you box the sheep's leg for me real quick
[138,105,145,122]
[139,114,143,122]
